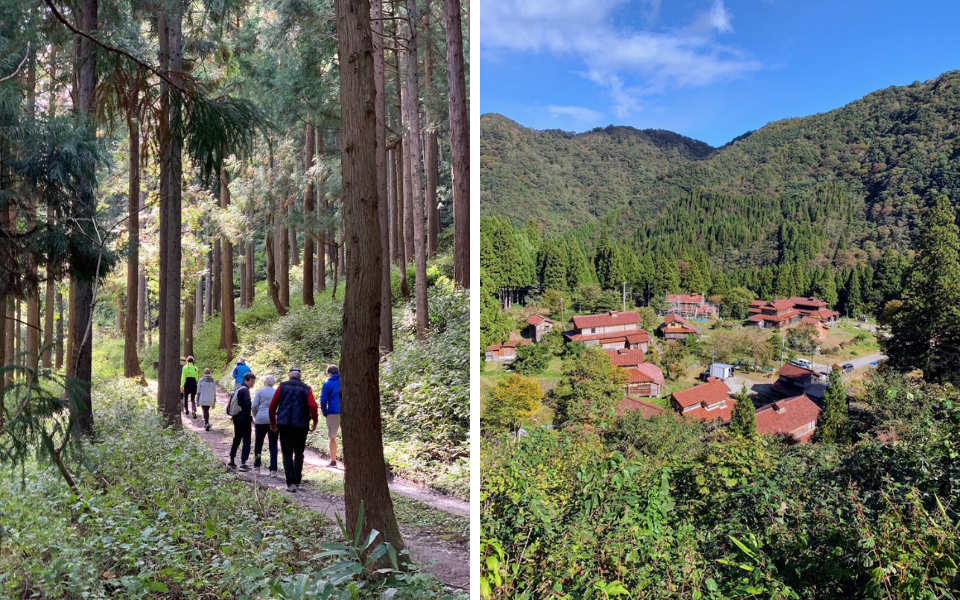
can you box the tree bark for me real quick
[247,230,255,302]
[423,2,439,257]
[212,240,221,313]
[373,0,393,351]
[334,0,406,554]
[279,202,290,308]
[183,298,193,357]
[265,210,288,316]
[0,201,7,390]
[124,114,143,377]
[394,144,410,298]
[194,277,202,330]
[71,0,99,435]
[42,255,55,368]
[290,222,299,267]
[219,162,237,358]
[303,124,315,306]
[239,237,247,309]
[387,147,397,264]
[56,289,64,370]
[446,0,469,288]
[204,252,211,318]
[138,270,145,353]
[157,7,184,427]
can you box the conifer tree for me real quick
[728,387,756,437]
[816,366,849,443]
[885,196,960,383]
[594,227,624,290]
[540,239,569,291]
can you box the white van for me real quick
[791,358,813,370]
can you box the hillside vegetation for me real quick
[481,71,960,258]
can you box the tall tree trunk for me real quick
[423,1,439,257]
[42,253,55,368]
[0,199,7,390]
[137,271,145,353]
[401,134,414,264]
[219,162,237,358]
[157,7,184,427]
[247,230,255,302]
[183,298,194,357]
[212,240,221,313]
[71,0,99,435]
[204,252,211,318]
[387,147,397,264]
[316,134,326,294]
[194,277,202,330]
[290,223,299,267]
[400,1,429,340]
[65,280,74,375]
[56,289,64,370]
[239,237,247,309]
[25,39,40,375]
[334,0,406,554]
[124,114,143,377]
[373,0,393,351]
[303,124,315,306]
[394,144,410,298]
[331,234,340,301]
[446,0,469,288]
[279,202,290,308]
[265,210,288,316]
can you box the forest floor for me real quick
[181,385,469,590]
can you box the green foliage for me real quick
[553,347,628,426]
[817,366,849,444]
[728,388,756,438]
[481,373,542,434]
[606,410,706,462]
[786,322,819,354]
[511,342,549,375]
[659,340,689,380]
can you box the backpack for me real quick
[226,387,242,416]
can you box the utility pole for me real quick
[622,281,626,312]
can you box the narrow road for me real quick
[182,386,469,590]
[811,352,887,376]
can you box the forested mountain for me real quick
[481,71,960,260]
[480,113,714,232]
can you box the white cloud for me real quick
[546,105,604,121]
[480,0,760,117]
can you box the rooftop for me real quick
[572,311,641,330]
[672,378,732,409]
[755,394,821,442]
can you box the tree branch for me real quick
[0,42,31,84]
[42,0,185,93]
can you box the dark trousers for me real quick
[254,423,279,471]
[183,379,197,413]
[201,405,210,425]
[278,425,309,486]
[230,416,251,464]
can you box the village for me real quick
[484,292,884,443]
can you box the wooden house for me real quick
[564,311,651,353]
[664,293,718,319]
[754,394,821,443]
[657,313,701,340]
[671,378,736,424]
[605,348,665,397]
[526,315,555,342]
[485,331,531,363]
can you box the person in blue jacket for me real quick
[232,358,251,389]
[319,364,341,467]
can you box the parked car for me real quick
[841,363,854,374]
[791,358,813,370]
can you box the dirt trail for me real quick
[182,387,468,590]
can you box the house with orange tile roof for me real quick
[615,396,667,419]
[664,293,718,319]
[564,311,651,352]
[485,331,532,363]
[770,363,823,398]
[746,299,802,329]
[754,394,821,443]
[604,348,664,397]
[526,314,555,342]
[671,378,736,424]
[657,313,701,340]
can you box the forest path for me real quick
[181,386,469,590]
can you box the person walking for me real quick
[319,364,341,467]
[269,367,318,492]
[179,356,188,414]
[180,356,200,418]
[229,372,255,471]
[197,368,217,431]
[231,358,251,390]
[251,375,280,477]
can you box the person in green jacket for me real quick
[180,356,200,418]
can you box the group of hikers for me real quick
[179,356,342,493]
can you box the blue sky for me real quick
[479,0,960,147]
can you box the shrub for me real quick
[512,342,549,375]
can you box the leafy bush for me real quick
[511,343,549,375]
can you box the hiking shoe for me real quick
[191,412,197,419]
[228,462,237,469]
[328,460,337,467]
[286,484,296,493]
[239,464,250,472]
[205,424,211,431]
[254,465,261,474]
[270,470,278,479]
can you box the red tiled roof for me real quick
[787,296,828,309]
[606,348,645,367]
[664,313,685,324]
[527,315,550,326]
[800,316,822,326]
[616,397,666,418]
[672,378,731,409]
[814,307,840,319]
[755,394,821,442]
[778,363,816,384]
[749,300,766,308]
[683,397,736,424]
[572,311,640,330]
[770,379,805,397]
[748,310,801,324]
[770,299,795,311]
[634,363,665,384]
[667,293,704,304]
[626,330,651,344]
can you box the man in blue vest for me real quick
[268,367,319,492]
[319,364,341,467]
